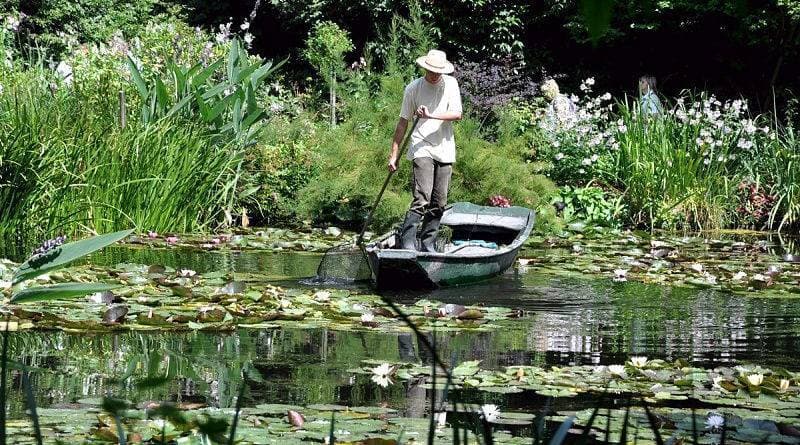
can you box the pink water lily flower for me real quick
[166,236,179,244]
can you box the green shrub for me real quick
[0,35,261,237]
[303,21,353,126]
[0,71,241,236]
[246,113,321,225]
[555,185,625,228]
[8,0,167,56]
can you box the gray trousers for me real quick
[409,157,452,217]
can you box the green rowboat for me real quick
[365,202,535,289]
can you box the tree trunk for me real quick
[330,69,336,127]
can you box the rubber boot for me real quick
[397,212,422,250]
[419,214,442,253]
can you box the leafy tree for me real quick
[303,21,354,126]
[3,0,166,55]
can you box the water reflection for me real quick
[5,237,800,420]
[391,269,800,370]
[9,273,800,416]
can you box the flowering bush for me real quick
[735,180,776,229]
[1,12,24,71]
[609,92,776,229]
[66,16,252,91]
[534,78,617,183]
[667,94,774,169]
[489,195,511,207]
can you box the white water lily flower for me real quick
[314,290,331,302]
[436,412,447,428]
[706,414,724,430]
[613,269,628,282]
[371,363,395,388]
[179,269,196,278]
[360,313,375,323]
[630,356,648,368]
[689,263,704,273]
[480,404,500,422]
[747,373,764,386]
[732,271,747,281]
[780,379,790,392]
[608,365,626,376]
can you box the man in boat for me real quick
[388,49,463,252]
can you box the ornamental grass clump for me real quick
[607,93,774,230]
[749,126,800,231]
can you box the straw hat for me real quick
[415,49,454,74]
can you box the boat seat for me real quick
[443,243,501,256]
[441,203,530,231]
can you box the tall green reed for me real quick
[751,127,800,231]
[0,65,245,238]
[607,95,747,230]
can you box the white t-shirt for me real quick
[399,75,462,164]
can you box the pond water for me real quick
[6,241,800,421]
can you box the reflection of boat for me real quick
[365,202,535,290]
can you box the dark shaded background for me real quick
[8,0,800,112]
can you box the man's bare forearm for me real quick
[390,118,409,157]
[427,111,461,121]
[388,118,409,171]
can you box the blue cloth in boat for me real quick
[452,240,498,249]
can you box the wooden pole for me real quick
[119,90,127,129]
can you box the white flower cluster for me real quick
[670,94,771,167]
[541,78,617,175]
[3,14,20,32]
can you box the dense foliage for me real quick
[7,1,800,104]
[2,1,800,237]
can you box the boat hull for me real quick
[364,202,535,290]
[367,245,523,290]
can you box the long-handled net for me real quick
[313,117,420,284]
